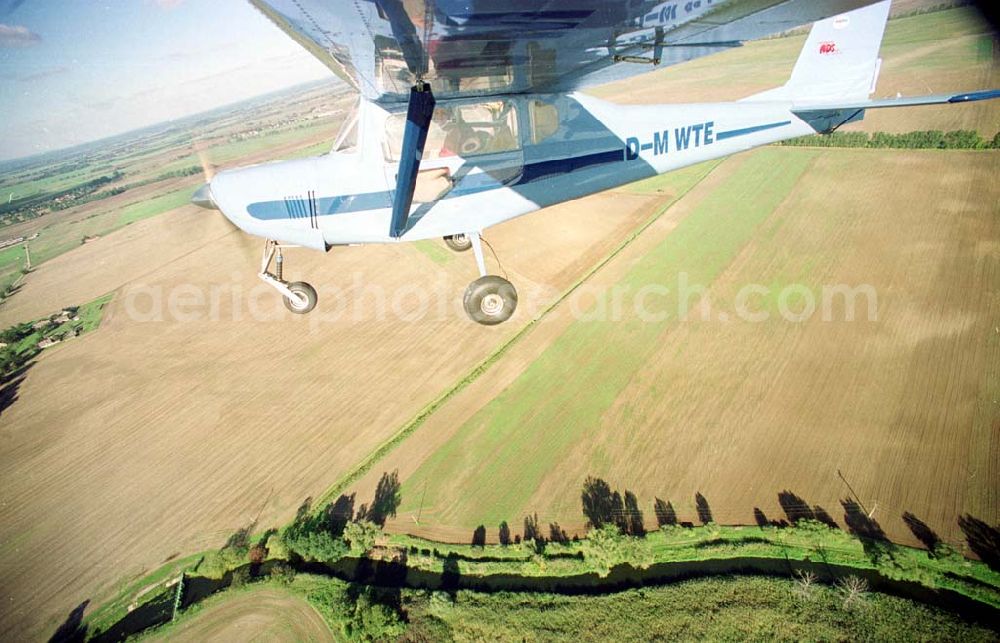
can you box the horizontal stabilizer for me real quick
[794,89,1000,132]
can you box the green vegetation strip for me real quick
[95,520,1000,641]
[149,572,996,642]
[779,129,1000,150]
[313,159,723,510]
[412,239,455,266]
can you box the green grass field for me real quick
[412,575,997,641]
[115,186,194,227]
[414,239,456,266]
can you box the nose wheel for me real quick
[444,233,472,252]
[462,231,517,325]
[283,281,318,314]
[259,239,317,314]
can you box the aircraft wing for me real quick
[248,0,886,103]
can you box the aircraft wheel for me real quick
[283,281,318,314]
[444,233,472,252]
[463,276,517,325]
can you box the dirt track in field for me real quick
[0,188,657,639]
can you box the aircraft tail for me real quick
[745,0,891,103]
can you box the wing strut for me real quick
[390,83,436,238]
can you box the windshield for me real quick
[332,97,360,153]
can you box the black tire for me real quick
[283,281,318,314]
[444,233,472,252]
[463,276,517,325]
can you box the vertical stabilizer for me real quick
[745,0,891,103]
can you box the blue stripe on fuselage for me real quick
[248,192,392,221]
[715,120,791,141]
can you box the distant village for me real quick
[0,232,38,251]
[227,106,342,142]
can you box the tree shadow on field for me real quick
[48,600,88,643]
[326,493,357,536]
[549,522,569,544]
[224,521,256,551]
[778,491,814,523]
[842,498,893,562]
[523,513,545,552]
[581,477,645,536]
[360,471,401,527]
[958,514,1000,571]
[0,360,34,420]
[471,525,486,547]
[903,511,940,554]
[813,506,838,529]
[498,521,511,546]
[752,507,790,529]
[581,476,616,529]
[623,491,645,537]
[654,498,677,527]
[778,490,838,528]
[695,492,713,525]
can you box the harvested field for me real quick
[146,587,333,642]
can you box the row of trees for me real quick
[483,478,709,550]
[197,471,402,579]
[778,129,1000,150]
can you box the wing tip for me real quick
[948,89,1000,103]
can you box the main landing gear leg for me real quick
[259,239,317,314]
[462,231,517,325]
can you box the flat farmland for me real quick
[0,4,996,639]
[0,185,662,638]
[345,147,999,549]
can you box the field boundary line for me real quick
[314,160,725,510]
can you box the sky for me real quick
[0,0,333,161]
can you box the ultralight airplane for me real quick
[191,0,998,324]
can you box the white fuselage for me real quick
[207,93,816,251]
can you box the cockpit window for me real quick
[384,100,519,162]
[530,100,560,144]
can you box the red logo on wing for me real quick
[819,41,837,54]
